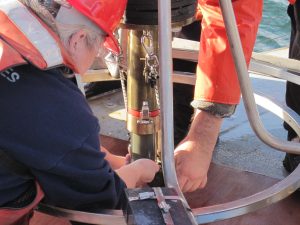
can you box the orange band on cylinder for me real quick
[128,108,160,118]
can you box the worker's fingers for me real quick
[190,180,202,192]
[198,176,208,189]
[125,154,131,165]
[178,176,188,191]
[183,178,203,193]
[182,180,196,193]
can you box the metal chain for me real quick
[154,84,160,109]
[119,69,128,112]
[116,30,161,111]
[141,30,161,109]
[114,29,128,112]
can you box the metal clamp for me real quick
[153,187,174,225]
[137,101,153,125]
[128,191,156,201]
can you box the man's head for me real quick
[55,4,106,74]
[21,0,127,74]
[66,0,126,54]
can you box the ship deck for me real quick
[30,46,300,224]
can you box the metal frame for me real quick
[37,0,300,224]
[252,52,300,74]
[189,1,300,223]
[254,93,300,138]
[38,204,126,225]
[219,0,300,154]
[157,0,198,224]
[250,60,300,85]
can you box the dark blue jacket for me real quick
[0,65,126,210]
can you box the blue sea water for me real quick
[254,0,291,52]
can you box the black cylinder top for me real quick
[124,0,197,25]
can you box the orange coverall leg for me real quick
[194,0,263,106]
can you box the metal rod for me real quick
[252,52,300,74]
[38,204,126,225]
[158,0,198,224]
[218,0,300,154]
[254,93,300,138]
[158,0,177,192]
[250,60,300,85]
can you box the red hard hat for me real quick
[66,0,127,54]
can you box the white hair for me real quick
[19,0,105,54]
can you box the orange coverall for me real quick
[194,0,263,106]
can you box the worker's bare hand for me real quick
[133,159,160,187]
[125,153,131,165]
[174,110,222,193]
[174,138,211,192]
[116,159,159,188]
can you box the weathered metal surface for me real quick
[125,187,195,225]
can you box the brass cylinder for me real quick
[126,29,160,161]
[127,29,159,111]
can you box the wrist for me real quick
[189,110,222,136]
[191,100,237,118]
[184,110,222,153]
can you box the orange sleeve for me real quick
[194,0,263,105]
[289,0,296,4]
[195,2,203,21]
